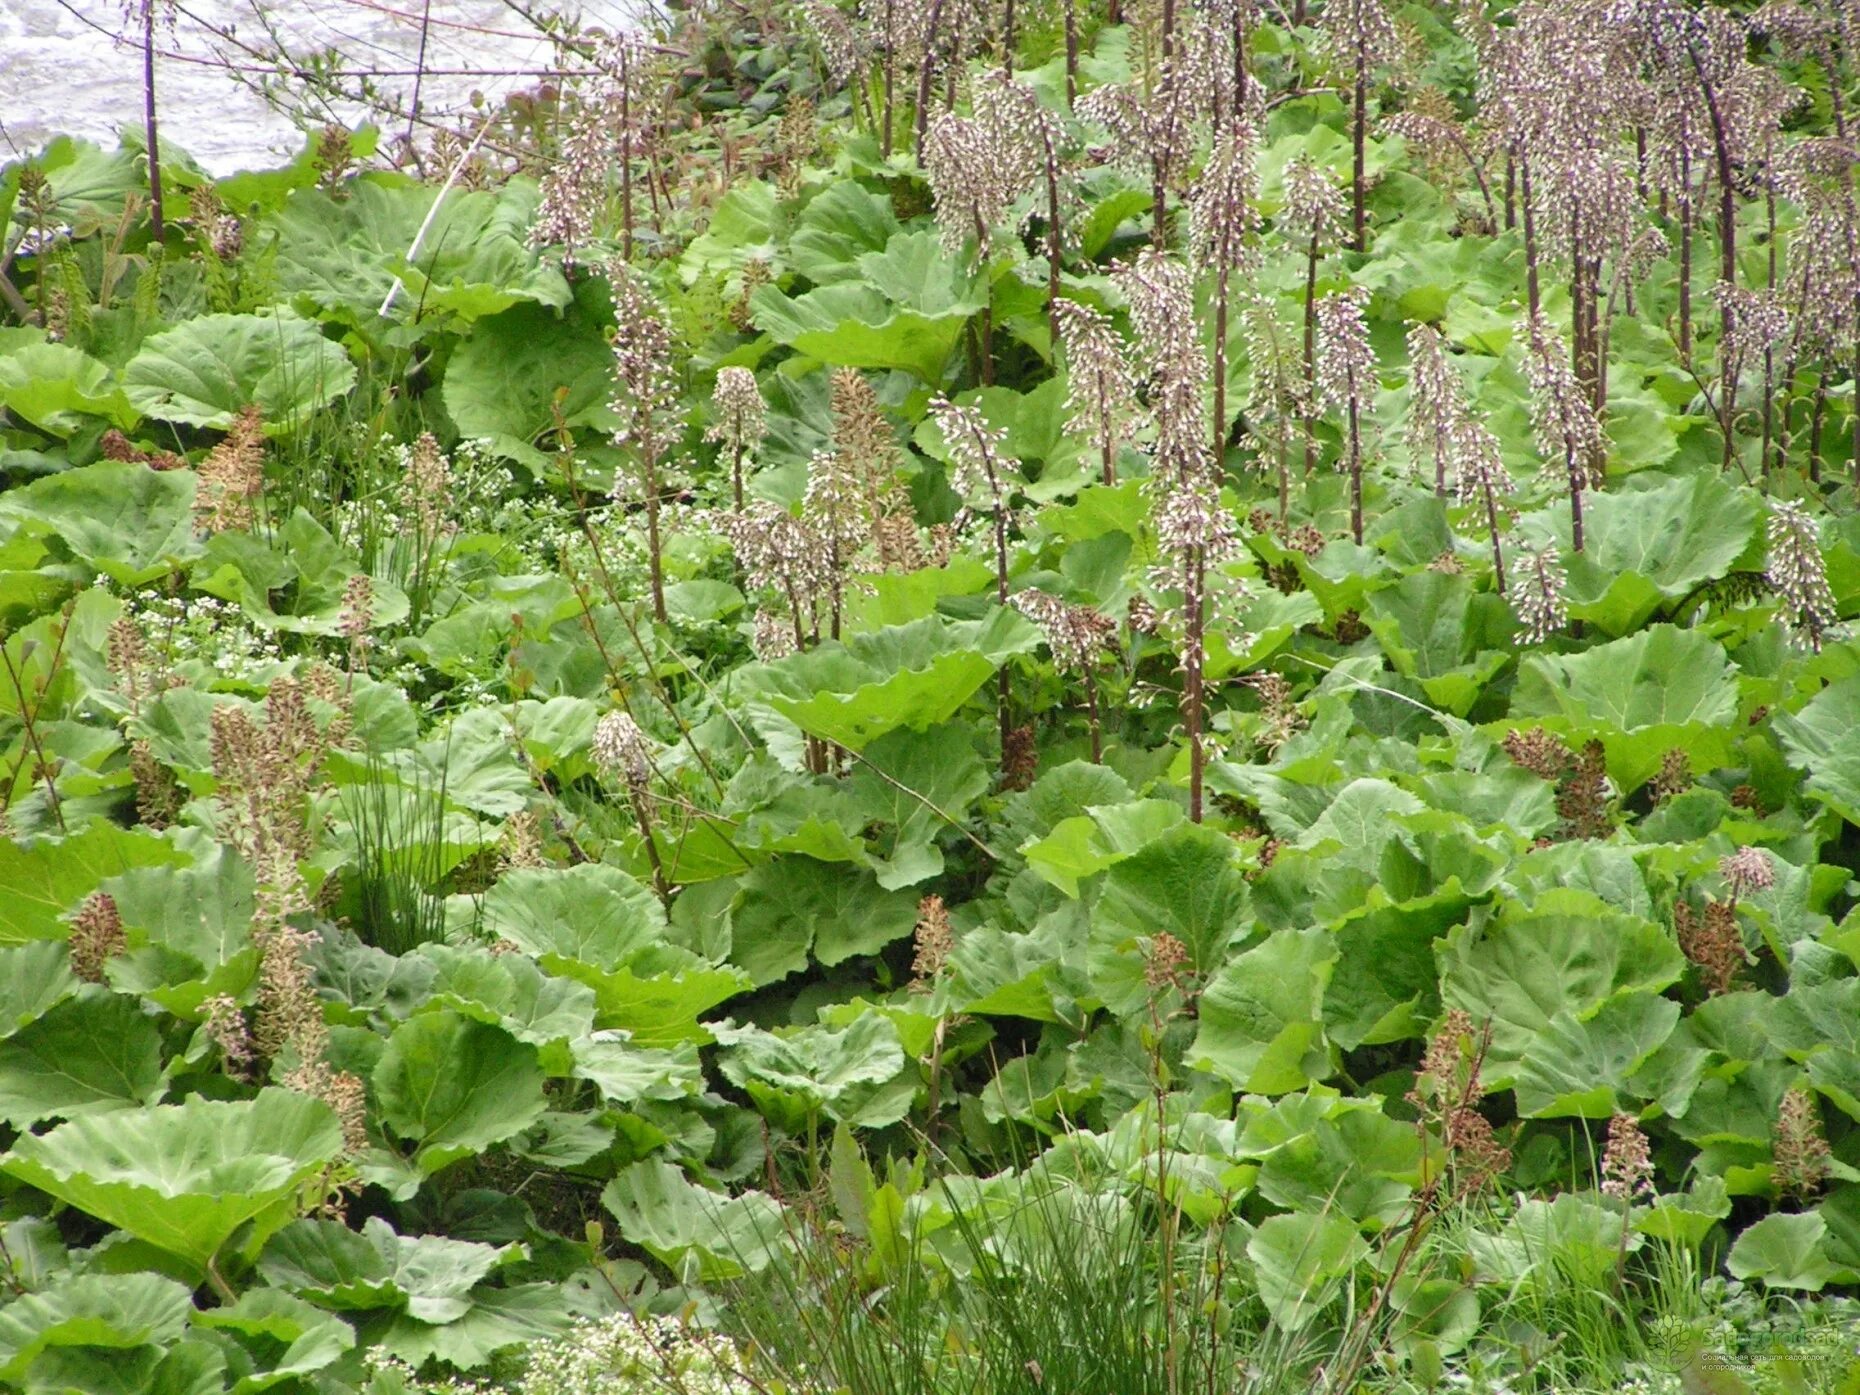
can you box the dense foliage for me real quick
[6,0,1860,1389]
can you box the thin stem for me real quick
[141,0,165,242]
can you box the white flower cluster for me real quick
[368,1314,774,1395]
[125,592,284,685]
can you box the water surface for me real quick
[1,1,632,174]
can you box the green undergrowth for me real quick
[5,0,1860,1389]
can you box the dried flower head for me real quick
[1650,748,1691,803]
[1250,672,1305,754]
[68,892,125,983]
[498,809,547,872]
[195,405,267,534]
[1557,739,1612,840]
[399,432,450,537]
[911,893,955,987]
[1766,500,1837,652]
[1773,1085,1832,1201]
[337,573,374,643]
[1144,929,1192,991]
[1503,726,1573,779]
[1720,846,1775,899]
[592,710,654,789]
[1001,723,1038,792]
[1601,1112,1656,1199]
[1676,898,1744,996]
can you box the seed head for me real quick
[705,368,767,459]
[1773,1085,1832,1201]
[1513,541,1568,644]
[1720,846,1775,899]
[68,892,125,983]
[592,710,654,789]
[1011,588,1117,672]
[1766,500,1836,652]
[1601,1112,1656,1199]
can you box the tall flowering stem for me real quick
[705,367,767,513]
[1280,158,1347,478]
[1767,500,1837,651]
[1326,0,1400,253]
[1408,321,1513,590]
[923,75,1044,384]
[1316,287,1376,545]
[1054,299,1140,487]
[1012,588,1117,761]
[1522,311,1604,553]
[1191,120,1260,471]
[606,261,680,623]
[932,396,1019,764]
[1118,249,1239,822]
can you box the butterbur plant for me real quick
[1012,587,1117,760]
[1118,248,1241,822]
[1522,311,1604,552]
[593,708,668,900]
[706,367,767,512]
[1766,499,1837,651]
[1279,158,1348,476]
[1054,298,1140,486]
[607,260,680,623]
[1512,541,1567,643]
[1190,118,1260,469]
[1315,286,1376,544]
[932,395,1018,763]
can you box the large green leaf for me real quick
[1088,823,1251,1017]
[372,1013,547,1174]
[260,1216,518,1318]
[740,610,1040,752]
[0,989,164,1126]
[1246,1212,1370,1332]
[0,342,138,436]
[0,941,81,1037]
[1555,472,1762,634]
[601,1160,786,1282]
[0,1272,193,1383]
[0,461,198,583]
[712,1014,911,1129]
[266,180,568,323]
[1773,675,1860,826]
[439,299,613,467]
[478,864,666,970]
[1191,928,1337,1094]
[1438,891,1685,1079]
[1508,625,1740,788]
[122,311,357,432]
[0,825,189,946]
[1510,994,1681,1117]
[0,1089,343,1270]
[729,858,918,985]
